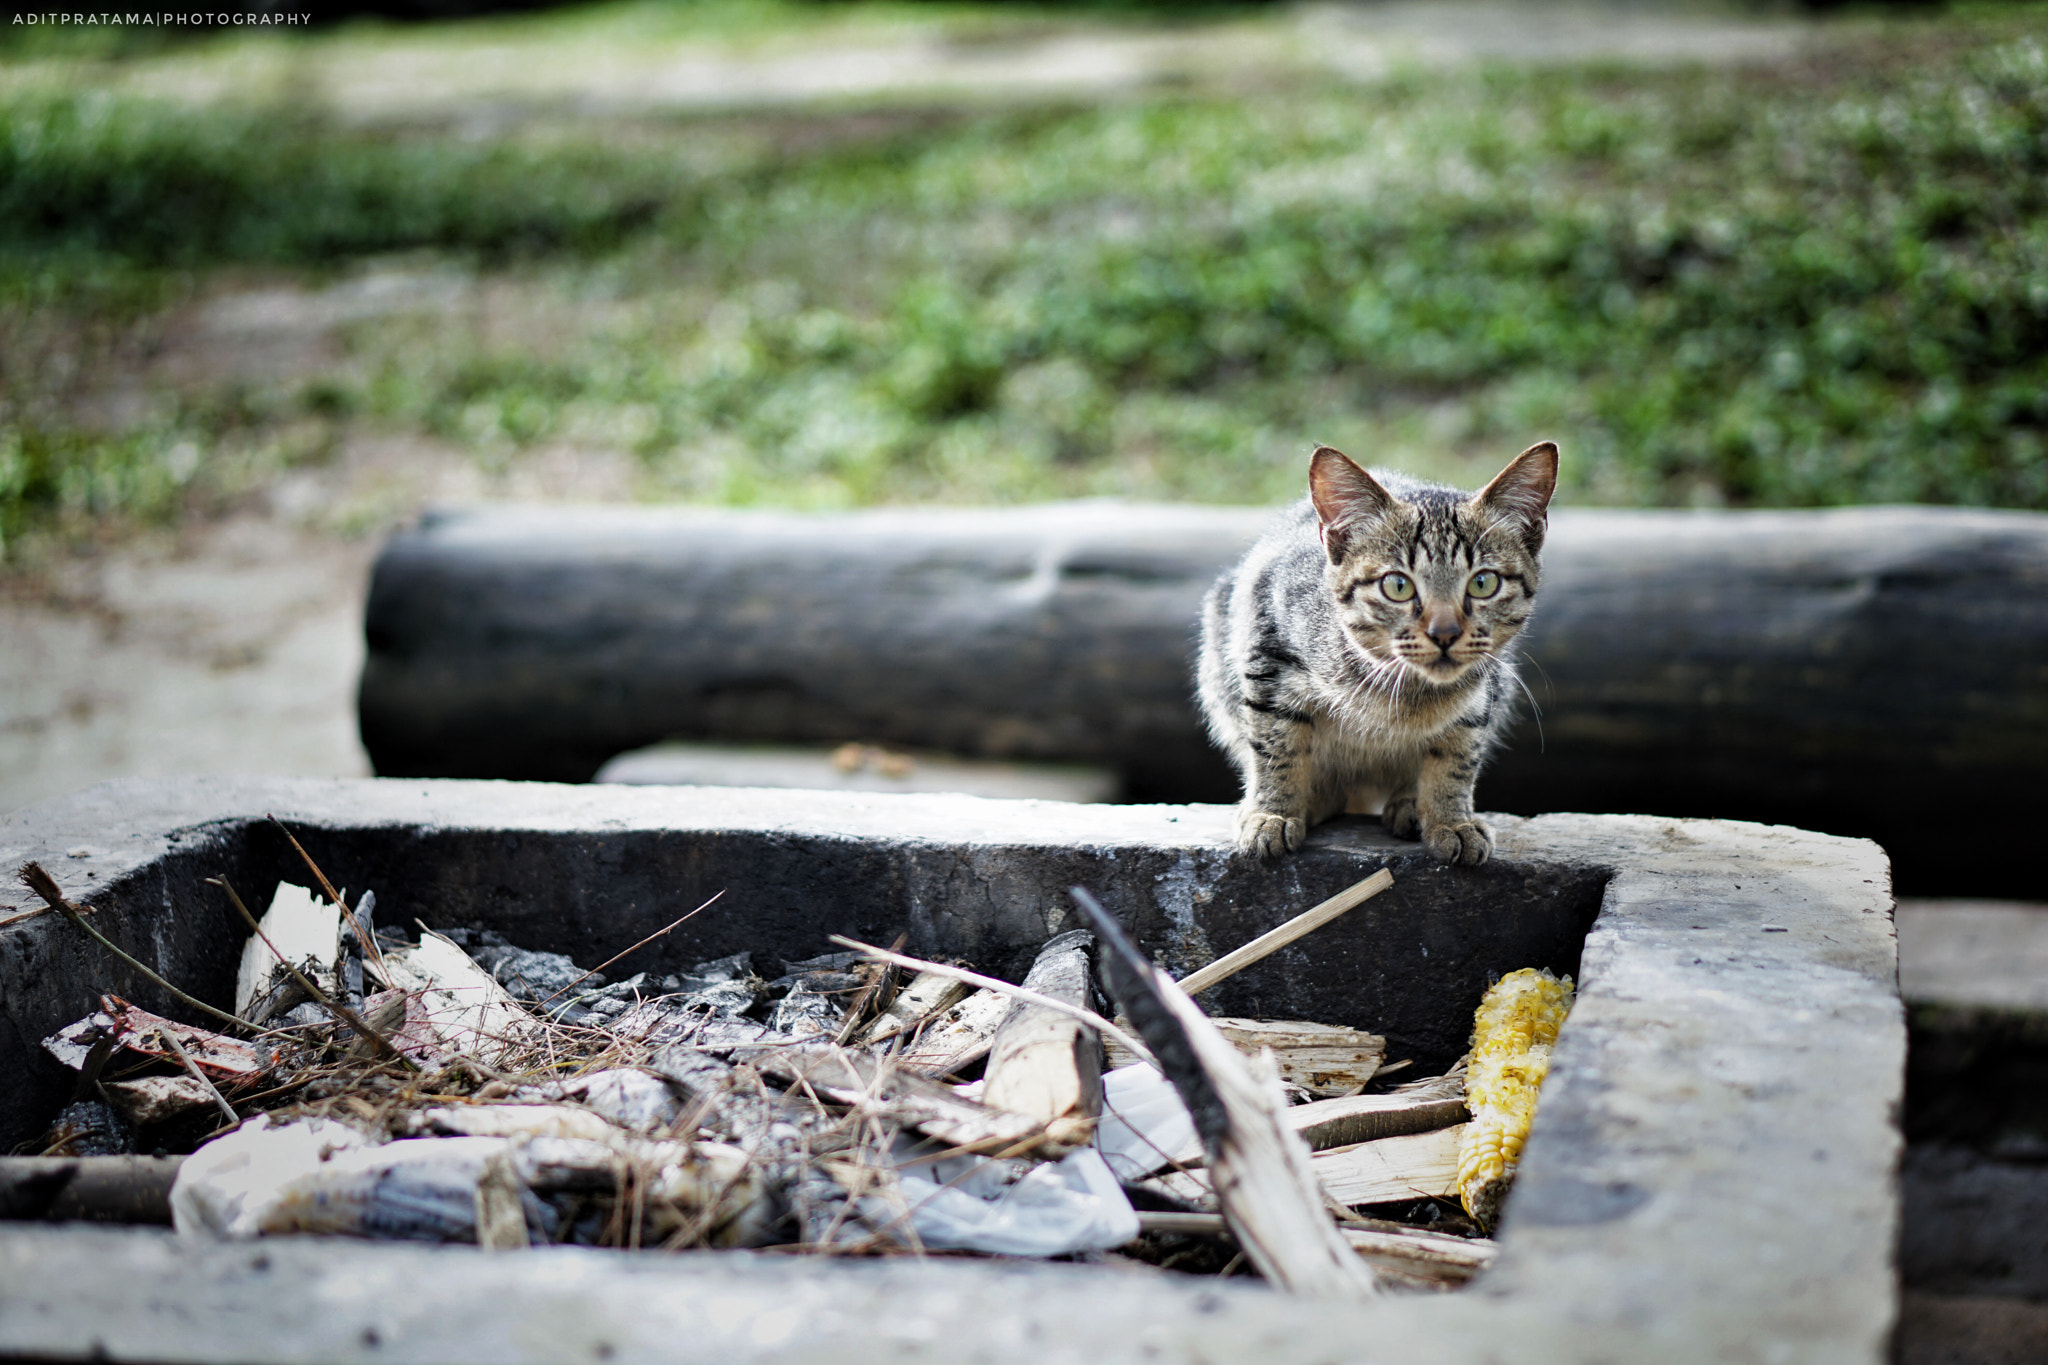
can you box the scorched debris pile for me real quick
[10,842,1567,1295]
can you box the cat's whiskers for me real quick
[1482,653,1546,752]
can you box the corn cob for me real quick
[1456,967,1575,1228]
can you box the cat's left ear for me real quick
[1309,446,1394,563]
[1474,441,1558,536]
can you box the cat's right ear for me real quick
[1309,446,1393,563]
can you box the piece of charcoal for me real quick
[778,951,865,976]
[653,953,766,1018]
[682,952,754,983]
[464,938,603,1005]
[338,889,375,1010]
[278,1002,331,1029]
[766,982,845,1039]
[585,972,650,1003]
[42,1101,133,1157]
[660,978,761,1019]
[764,952,867,1000]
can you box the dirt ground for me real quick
[0,2,1820,818]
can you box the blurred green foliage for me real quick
[2,10,2045,551]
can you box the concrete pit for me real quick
[0,778,1899,1365]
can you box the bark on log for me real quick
[360,503,2048,894]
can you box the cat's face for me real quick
[1309,443,1557,688]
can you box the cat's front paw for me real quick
[1381,795,1422,841]
[1422,816,1493,866]
[1237,810,1306,859]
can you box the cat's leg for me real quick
[1380,786,1422,841]
[1414,735,1492,865]
[1233,712,1316,858]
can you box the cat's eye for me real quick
[1380,573,1416,602]
[1468,570,1502,599]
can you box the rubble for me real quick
[14,853,1509,1290]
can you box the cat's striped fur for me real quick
[1197,442,1557,864]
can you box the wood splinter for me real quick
[1175,868,1394,997]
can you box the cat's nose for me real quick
[1424,610,1463,649]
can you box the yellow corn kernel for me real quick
[1457,968,1574,1228]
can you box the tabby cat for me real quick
[1197,441,1558,864]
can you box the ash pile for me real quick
[13,848,1567,1297]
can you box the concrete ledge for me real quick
[0,778,1900,1365]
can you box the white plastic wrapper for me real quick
[866,1145,1139,1257]
[170,1115,369,1237]
[1093,1061,1197,1181]
[173,1116,514,1242]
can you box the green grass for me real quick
[3,4,2046,553]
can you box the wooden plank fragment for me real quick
[1315,1124,1467,1206]
[855,970,974,1047]
[1144,1123,1466,1211]
[1111,1083,1464,1173]
[1288,1093,1469,1151]
[1132,1210,1494,1287]
[1105,1018,1385,1097]
[1074,888,1379,1299]
[981,930,1102,1150]
[1341,1225,1496,1287]
[892,988,1014,1077]
[1214,1020,1385,1098]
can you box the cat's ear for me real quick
[1475,441,1558,530]
[1309,446,1393,563]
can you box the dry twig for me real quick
[266,816,391,987]
[828,935,1156,1067]
[538,891,726,1007]
[155,1025,241,1126]
[18,861,251,1034]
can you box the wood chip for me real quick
[981,930,1101,1150]
[1145,1123,1466,1210]
[1105,1017,1386,1098]
[854,970,974,1048]
[891,987,1014,1076]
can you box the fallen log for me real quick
[360,503,1256,801]
[359,503,2048,892]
